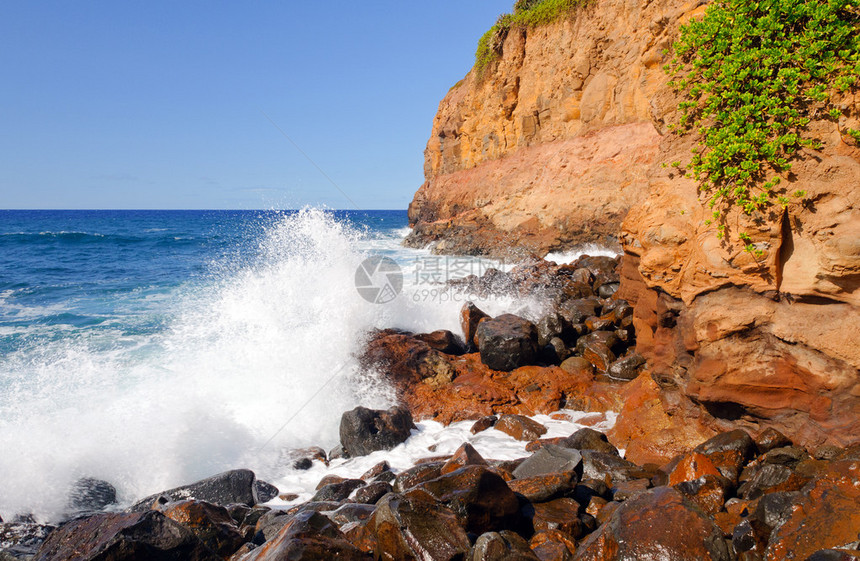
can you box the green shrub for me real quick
[667,0,860,256]
[475,0,590,73]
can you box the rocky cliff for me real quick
[406,0,860,454]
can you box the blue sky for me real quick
[0,1,512,209]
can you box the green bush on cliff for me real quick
[667,0,860,256]
[475,0,589,73]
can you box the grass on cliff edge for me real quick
[667,0,860,256]
[475,0,589,74]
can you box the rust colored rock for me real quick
[737,464,812,499]
[559,356,594,376]
[585,496,609,518]
[461,301,490,349]
[240,510,368,561]
[473,531,540,561]
[34,510,221,561]
[359,461,390,482]
[694,430,757,484]
[523,498,583,538]
[530,529,578,561]
[611,478,651,502]
[371,491,471,561]
[755,428,793,453]
[525,437,566,452]
[315,474,345,490]
[507,472,578,503]
[418,465,521,535]
[160,500,246,557]
[668,452,724,485]
[674,474,732,516]
[361,329,457,389]
[393,462,444,493]
[441,442,489,475]
[495,414,547,442]
[471,415,498,434]
[608,373,718,466]
[415,329,467,355]
[574,487,731,561]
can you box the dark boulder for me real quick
[393,462,444,493]
[512,445,582,480]
[754,427,792,453]
[34,511,220,561]
[66,478,117,518]
[311,479,365,502]
[693,429,757,483]
[351,481,393,505]
[371,492,471,561]
[339,406,414,457]
[473,530,540,561]
[522,498,583,538]
[242,510,368,561]
[561,428,619,456]
[130,469,258,511]
[476,314,539,371]
[253,480,279,504]
[418,466,521,534]
[159,500,246,557]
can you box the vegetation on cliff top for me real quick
[475,0,589,73]
[667,0,860,256]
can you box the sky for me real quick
[0,1,513,210]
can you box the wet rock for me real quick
[442,442,489,475]
[311,479,365,502]
[561,428,618,456]
[765,460,860,560]
[130,469,259,511]
[574,487,731,561]
[508,472,578,503]
[418,466,521,534]
[579,341,615,373]
[255,510,292,542]
[160,500,246,557]
[805,551,860,560]
[575,331,619,356]
[611,478,651,502]
[66,477,117,517]
[530,529,577,561]
[359,461,390,482]
[675,474,732,515]
[668,451,724,485]
[523,498,583,538]
[581,451,645,484]
[559,356,593,375]
[536,312,566,348]
[558,299,599,326]
[462,301,490,349]
[737,464,811,499]
[371,491,471,561]
[762,445,809,467]
[694,430,757,483]
[416,329,467,355]
[315,474,346,490]
[512,445,582,479]
[339,406,414,457]
[606,353,646,381]
[253,480,279,504]
[572,479,611,505]
[241,510,368,561]
[495,414,547,441]
[324,504,376,527]
[0,522,55,559]
[393,462,444,493]
[476,314,539,371]
[525,437,567,453]
[473,530,540,561]
[754,428,792,453]
[598,282,619,298]
[350,481,393,505]
[35,511,220,561]
[543,337,571,364]
[471,415,498,434]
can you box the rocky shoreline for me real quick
[5,254,859,560]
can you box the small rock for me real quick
[763,445,809,467]
[561,428,618,456]
[311,479,365,502]
[415,329,467,355]
[530,529,578,561]
[694,429,757,483]
[581,451,646,485]
[507,472,578,503]
[476,314,540,371]
[495,414,547,441]
[339,405,414,457]
[513,445,582,479]
[558,299,599,326]
[360,461,390,481]
[580,341,615,372]
[441,442,489,474]
[253,480,279,504]
[737,464,811,499]
[611,478,651,502]
[754,428,792,453]
[536,312,566,347]
[160,499,246,557]
[461,301,490,349]
[559,356,594,375]
[393,462,444,493]
[525,497,583,537]
[324,503,376,527]
[242,510,367,561]
[473,530,540,561]
[471,415,498,434]
[66,477,117,516]
[606,353,646,381]
[350,481,393,505]
[668,452,724,485]
[675,474,732,515]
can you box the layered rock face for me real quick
[407,0,860,452]
[405,0,695,256]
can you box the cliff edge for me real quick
[406,0,860,454]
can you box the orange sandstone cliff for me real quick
[405,0,860,457]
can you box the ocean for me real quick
[0,208,575,520]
